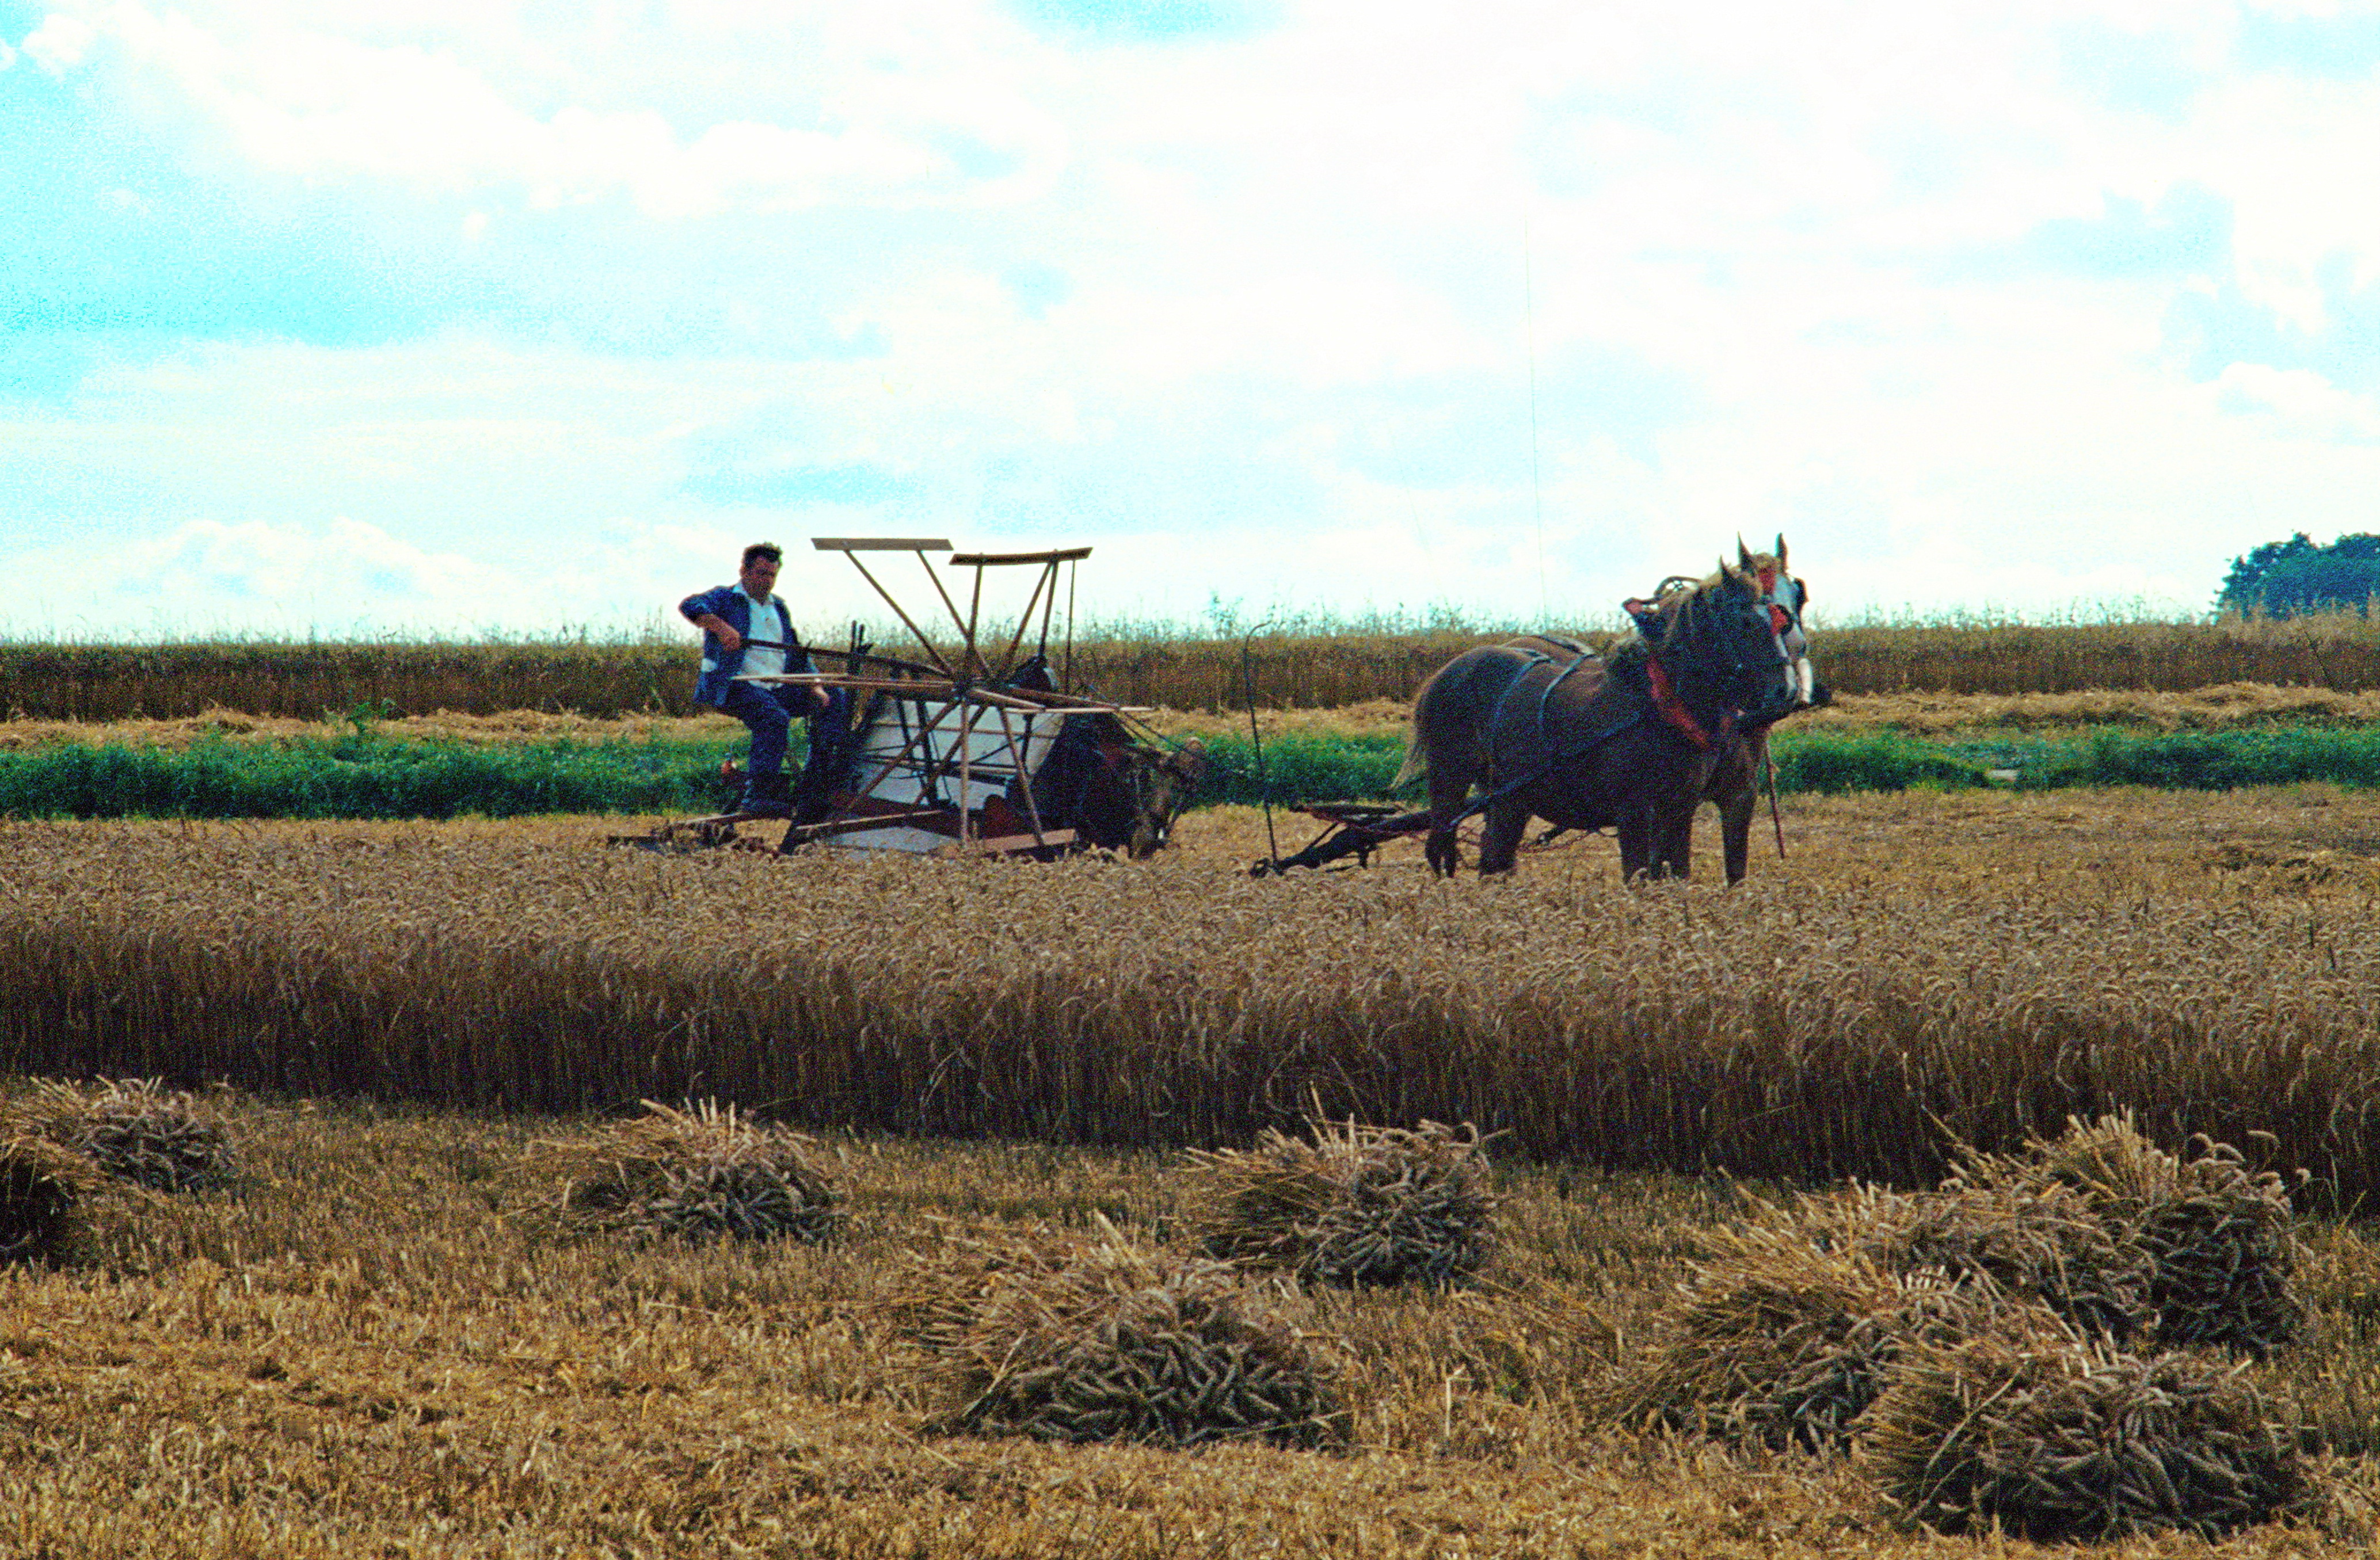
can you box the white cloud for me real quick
[22,13,96,74]
[2213,362,2380,441]
[68,0,1067,215]
[20,0,2380,635]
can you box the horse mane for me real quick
[1608,560,1763,678]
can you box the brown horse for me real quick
[1397,545,1805,881]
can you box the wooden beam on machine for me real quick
[948,547,1094,566]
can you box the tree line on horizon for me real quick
[2219,532,2380,619]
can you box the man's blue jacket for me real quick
[679,585,812,707]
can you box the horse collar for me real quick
[1644,653,1732,751]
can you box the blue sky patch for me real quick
[2237,8,2380,80]
[2167,255,2380,391]
[681,463,913,509]
[1007,0,1274,44]
[2058,21,2210,120]
[1004,264,1071,319]
[2019,183,2230,280]
[0,64,437,393]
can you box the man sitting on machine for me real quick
[680,541,850,821]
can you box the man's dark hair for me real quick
[741,541,784,569]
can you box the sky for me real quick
[7,0,2380,642]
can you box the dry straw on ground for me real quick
[1609,1117,2307,1459]
[546,1097,841,1244]
[6,1093,2378,1558]
[1184,1115,1498,1288]
[1946,1114,2308,1357]
[1863,1318,2307,1543]
[0,1131,93,1264]
[890,1214,1348,1449]
[12,1075,234,1192]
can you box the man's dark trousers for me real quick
[717,681,852,802]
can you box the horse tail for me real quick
[1392,655,1456,792]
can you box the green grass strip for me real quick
[0,733,741,821]
[1197,725,2380,806]
[5,724,2378,822]
[2016,726,2380,791]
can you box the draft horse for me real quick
[1399,543,1807,882]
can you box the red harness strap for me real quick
[1645,654,1734,751]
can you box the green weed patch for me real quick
[0,732,736,821]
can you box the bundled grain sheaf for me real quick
[17,1077,231,1192]
[1864,1317,2307,1542]
[1184,1116,1497,1288]
[553,1099,840,1244]
[0,1133,91,1265]
[1861,1178,2156,1344]
[893,1216,1346,1449]
[1605,1209,2004,1450]
[1948,1115,2307,1357]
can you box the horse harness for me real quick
[1449,638,1720,828]
[1445,581,1785,830]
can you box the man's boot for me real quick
[738,772,793,818]
[789,785,838,829]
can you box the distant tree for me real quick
[2218,531,2380,618]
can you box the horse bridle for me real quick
[1635,573,1800,732]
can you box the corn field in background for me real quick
[4,791,2377,1199]
[9,610,2380,721]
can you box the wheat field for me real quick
[3,788,2378,1193]
[9,608,2380,721]
[6,787,2380,1551]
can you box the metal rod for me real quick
[995,705,1049,846]
[740,640,942,679]
[954,699,979,845]
[841,552,951,674]
[1037,557,1060,665]
[919,549,973,654]
[782,807,950,844]
[995,559,1055,681]
[1243,621,1280,871]
[1063,558,1077,692]
[736,674,1146,714]
[963,558,985,678]
[844,708,942,817]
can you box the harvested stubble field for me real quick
[5,1093,2378,1557]
[10,683,2373,758]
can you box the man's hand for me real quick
[809,685,831,714]
[695,612,741,652]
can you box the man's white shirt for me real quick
[737,587,789,680]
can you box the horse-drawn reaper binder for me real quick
[622,539,1206,859]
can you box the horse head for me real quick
[1738,534,1822,712]
[1640,560,1802,728]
